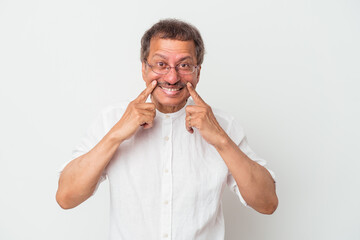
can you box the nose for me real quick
[163,67,180,84]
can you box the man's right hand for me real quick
[111,80,157,142]
[56,80,157,209]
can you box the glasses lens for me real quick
[177,64,195,75]
[153,66,168,74]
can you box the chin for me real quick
[152,93,189,112]
[158,97,187,106]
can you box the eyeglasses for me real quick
[145,60,199,75]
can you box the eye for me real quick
[178,63,191,68]
[156,62,166,68]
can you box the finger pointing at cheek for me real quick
[135,80,158,103]
[184,82,229,147]
[186,82,206,106]
[112,80,158,143]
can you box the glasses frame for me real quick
[145,60,199,75]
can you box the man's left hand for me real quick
[185,82,229,148]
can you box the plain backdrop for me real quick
[0,0,359,239]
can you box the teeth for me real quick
[162,87,180,92]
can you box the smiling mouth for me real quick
[160,86,184,91]
[157,81,186,93]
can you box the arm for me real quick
[185,82,278,214]
[56,80,158,209]
[215,136,278,214]
[56,131,121,209]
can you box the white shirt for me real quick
[62,98,275,240]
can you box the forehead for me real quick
[148,37,196,62]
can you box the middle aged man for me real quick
[56,19,278,240]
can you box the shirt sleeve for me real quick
[58,109,109,193]
[225,117,276,207]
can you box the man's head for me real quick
[141,19,205,113]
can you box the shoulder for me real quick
[95,101,130,129]
[212,107,235,124]
[212,107,237,131]
[211,106,246,145]
[100,101,130,116]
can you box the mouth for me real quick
[157,82,186,96]
[159,86,184,95]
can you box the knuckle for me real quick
[135,114,142,121]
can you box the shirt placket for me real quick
[160,115,173,239]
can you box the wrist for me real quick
[214,133,233,152]
[105,130,125,146]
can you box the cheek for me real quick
[144,72,161,85]
[186,77,198,87]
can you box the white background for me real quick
[0,0,359,239]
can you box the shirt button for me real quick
[164,169,169,173]
[165,115,170,119]
[164,136,169,141]
[164,200,169,205]
[163,233,168,238]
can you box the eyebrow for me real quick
[151,54,194,63]
[151,54,168,60]
[178,56,193,62]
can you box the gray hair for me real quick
[140,19,205,65]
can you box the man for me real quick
[56,19,278,240]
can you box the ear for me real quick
[142,61,146,81]
[195,65,201,84]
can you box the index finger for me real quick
[135,80,157,103]
[186,82,206,106]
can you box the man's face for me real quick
[142,37,201,113]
